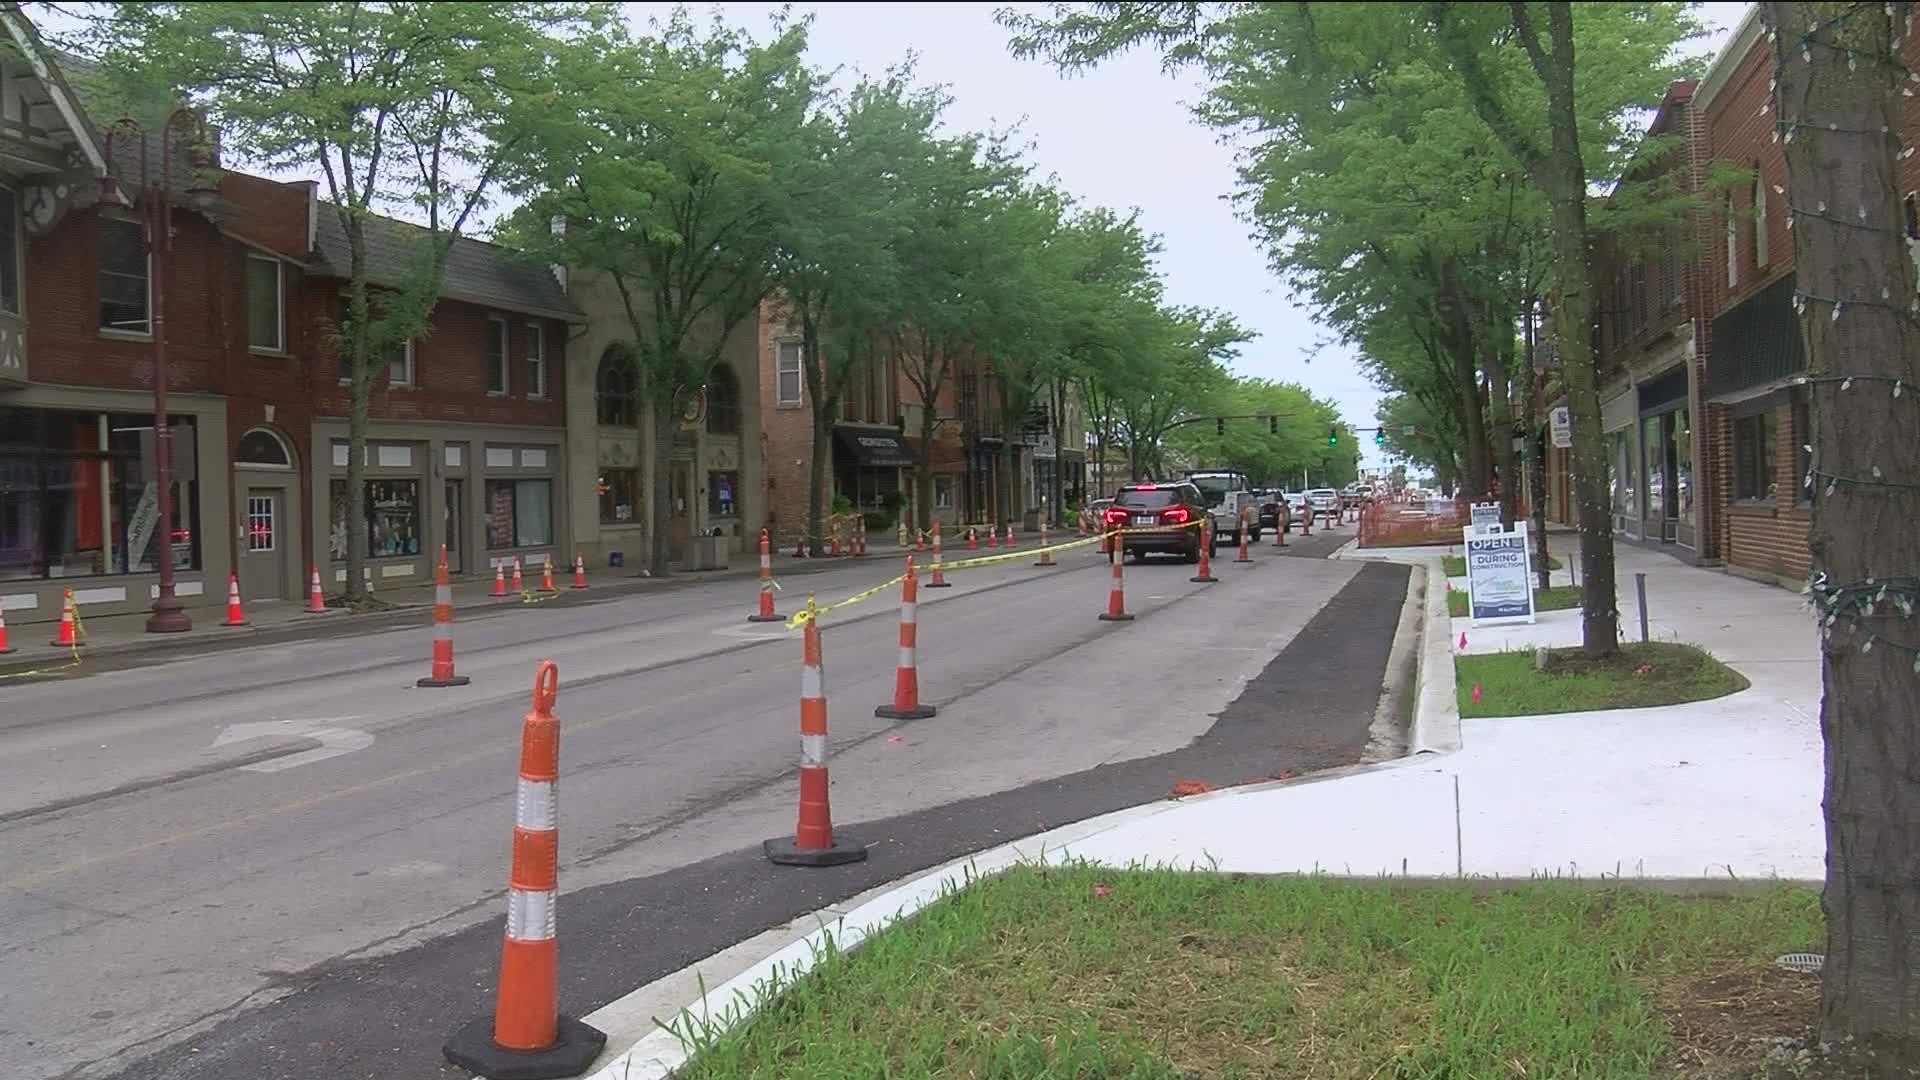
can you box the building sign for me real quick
[1469,502,1501,534]
[1464,529,1536,625]
[1550,406,1572,449]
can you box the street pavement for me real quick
[0,527,1390,1080]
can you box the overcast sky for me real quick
[627,1,1750,472]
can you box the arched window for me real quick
[235,426,293,468]
[596,345,638,427]
[705,364,740,435]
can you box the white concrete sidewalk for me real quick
[1049,543,1823,881]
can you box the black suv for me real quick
[1103,482,1216,563]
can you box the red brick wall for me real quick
[1724,397,1812,581]
[754,302,813,538]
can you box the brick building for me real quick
[753,297,1089,545]
[0,22,583,625]
[1548,4,1920,586]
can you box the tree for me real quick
[770,67,946,555]
[1768,1,1920,1061]
[500,12,817,575]
[1115,305,1247,478]
[1004,1,1698,655]
[94,1,575,601]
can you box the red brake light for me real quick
[1104,507,1129,525]
[1136,483,1158,490]
[1161,506,1190,524]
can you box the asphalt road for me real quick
[0,527,1395,1080]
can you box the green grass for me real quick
[673,865,1821,1080]
[1442,552,1564,576]
[1447,583,1582,618]
[1456,642,1749,718]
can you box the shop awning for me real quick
[835,427,918,468]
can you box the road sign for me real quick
[212,719,372,773]
[1465,529,1537,625]
[1550,406,1572,449]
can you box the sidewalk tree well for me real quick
[498,11,817,576]
[769,66,947,555]
[1767,1,1920,1061]
[89,1,579,601]
[1003,0,1700,656]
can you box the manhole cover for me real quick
[1775,952,1825,974]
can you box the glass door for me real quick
[444,480,463,573]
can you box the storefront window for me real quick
[707,470,739,517]
[0,407,199,580]
[598,468,639,524]
[1642,415,1664,523]
[1609,431,1634,518]
[487,479,552,547]
[1674,408,1693,517]
[329,478,422,559]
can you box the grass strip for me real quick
[674,865,1819,1080]
[1456,641,1748,718]
[1447,583,1582,618]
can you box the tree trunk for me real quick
[1050,378,1067,525]
[647,395,676,577]
[1526,306,1553,593]
[342,230,372,604]
[915,388,936,535]
[1769,2,1920,1061]
[1001,437,1019,530]
[1440,265,1491,500]
[1486,329,1519,528]
[1537,3,1618,655]
[802,312,831,558]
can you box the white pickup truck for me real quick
[1187,470,1261,543]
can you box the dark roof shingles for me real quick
[310,206,580,320]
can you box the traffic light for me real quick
[1327,425,1338,446]
[1374,428,1387,447]
[1215,417,1225,436]
[1268,416,1278,435]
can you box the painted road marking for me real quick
[211,718,373,773]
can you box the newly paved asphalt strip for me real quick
[94,556,1407,1080]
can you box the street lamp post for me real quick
[104,109,206,634]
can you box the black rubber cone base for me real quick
[875,702,937,719]
[443,1013,607,1080]
[765,835,869,867]
[1098,612,1135,622]
[417,674,472,688]
[924,580,952,588]
[747,613,783,623]
[1190,573,1217,583]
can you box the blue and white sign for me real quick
[1464,529,1536,625]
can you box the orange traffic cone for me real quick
[1235,510,1252,563]
[764,599,868,867]
[1274,511,1286,547]
[915,529,926,554]
[854,516,867,557]
[417,547,469,688]
[570,553,588,590]
[927,520,951,588]
[490,561,509,599]
[1301,508,1312,536]
[538,555,557,593]
[830,517,841,558]
[988,525,998,549]
[1034,519,1054,566]
[308,563,328,613]
[967,527,977,551]
[0,602,14,655]
[748,528,781,622]
[875,556,936,720]
[1190,534,1217,583]
[1004,524,1016,550]
[48,588,82,647]
[511,557,525,595]
[221,571,249,627]
[443,661,606,1076]
[1098,551,1134,622]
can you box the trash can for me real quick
[1021,508,1040,532]
[689,534,730,571]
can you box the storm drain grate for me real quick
[1775,952,1825,975]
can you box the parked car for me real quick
[1283,491,1310,526]
[1307,488,1340,518]
[1086,498,1115,530]
[1103,482,1217,563]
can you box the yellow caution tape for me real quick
[0,601,86,680]
[783,521,1205,630]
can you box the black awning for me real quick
[835,427,917,468]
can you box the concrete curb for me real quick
[1410,557,1463,755]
